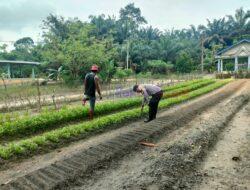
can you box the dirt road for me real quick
[1,79,249,190]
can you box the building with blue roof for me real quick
[215,39,250,72]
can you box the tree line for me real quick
[0,3,249,82]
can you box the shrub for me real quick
[234,71,250,79]
[147,60,174,74]
[215,73,232,79]
[175,51,194,73]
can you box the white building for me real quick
[216,39,250,72]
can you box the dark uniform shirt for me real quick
[84,72,96,97]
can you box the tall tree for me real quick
[14,37,34,50]
[42,14,70,42]
[227,8,250,40]
[118,3,147,69]
[89,14,116,39]
[119,3,147,40]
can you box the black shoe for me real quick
[144,119,152,123]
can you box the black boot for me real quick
[144,118,152,123]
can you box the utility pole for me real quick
[126,39,130,69]
[201,35,204,74]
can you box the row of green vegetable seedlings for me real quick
[162,78,208,92]
[162,79,215,98]
[0,78,206,125]
[0,79,230,159]
[0,79,215,139]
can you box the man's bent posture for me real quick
[133,84,163,123]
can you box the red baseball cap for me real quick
[91,65,99,71]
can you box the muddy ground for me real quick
[0,79,249,190]
[68,80,250,190]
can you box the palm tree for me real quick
[138,26,162,41]
[198,18,229,73]
[227,8,250,39]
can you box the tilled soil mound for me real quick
[124,95,248,190]
[1,80,249,190]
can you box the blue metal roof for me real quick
[217,39,250,56]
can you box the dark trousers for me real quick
[148,91,163,120]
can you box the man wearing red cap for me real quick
[83,65,102,119]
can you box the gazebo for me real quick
[216,39,250,72]
[0,60,40,78]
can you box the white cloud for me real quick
[0,0,54,30]
[0,0,249,43]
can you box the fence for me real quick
[0,73,202,120]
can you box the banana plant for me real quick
[47,66,64,81]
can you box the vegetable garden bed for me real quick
[0,79,231,160]
[0,79,215,139]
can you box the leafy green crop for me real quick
[0,79,231,160]
[162,78,208,92]
[162,79,215,98]
[0,79,213,139]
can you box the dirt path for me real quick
[0,80,249,190]
[194,101,250,190]
[67,80,250,190]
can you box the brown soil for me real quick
[194,99,250,190]
[0,79,249,190]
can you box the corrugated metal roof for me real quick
[216,39,250,56]
[0,60,40,65]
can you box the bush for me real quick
[147,60,173,74]
[234,71,250,79]
[215,73,232,79]
[136,72,151,78]
[124,69,133,76]
[114,68,133,80]
[175,51,194,73]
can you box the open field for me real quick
[0,78,216,159]
[0,79,249,190]
[1,1,249,189]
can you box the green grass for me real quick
[0,79,214,139]
[0,79,231,160]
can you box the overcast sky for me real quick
[0,0,249,47]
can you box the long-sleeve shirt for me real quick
[138,84,162,106]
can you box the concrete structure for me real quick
[0,60,40,78]
[216,39,250,72]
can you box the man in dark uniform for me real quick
[133,84,163,122]
[83,65,102,120]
